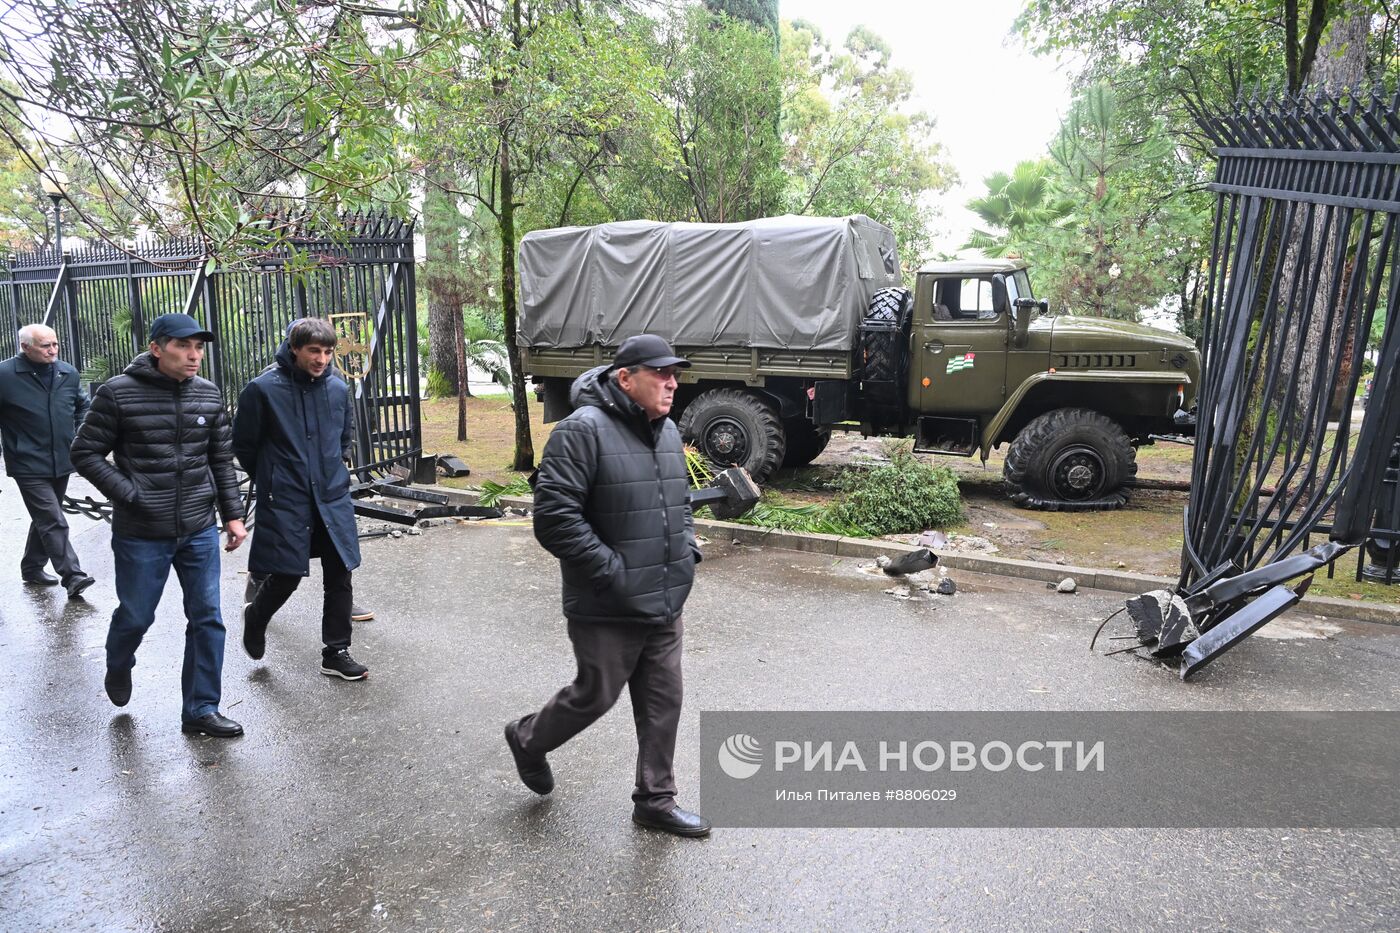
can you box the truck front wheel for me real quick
[678,388,786,483]
[1003,408,1136,511]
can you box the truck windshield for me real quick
[1011,270,1045,314]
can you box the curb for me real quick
[423,484,1400,628]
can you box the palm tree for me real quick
[964,159,1072,256]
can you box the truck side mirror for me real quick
[1011,298,1037,348]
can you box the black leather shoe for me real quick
[632,806,711,838]
[104,668,131,707]
[504,719,554,795]
[181,713,244,738]
[22,571,59,586]
[64,574,96,599]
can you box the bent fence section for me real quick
[1117,89,1400,678]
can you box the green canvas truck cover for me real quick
[517,214,901,353]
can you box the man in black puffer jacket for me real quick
[71,313,248,738]
[505,334,710,838]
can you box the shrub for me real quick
[425,365,453,399]
[832,442,963,535]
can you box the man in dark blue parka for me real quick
[232,318,368,681]
[505,334,710,838]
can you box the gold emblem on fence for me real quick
[329,312,369,381]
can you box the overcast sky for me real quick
[781,0,1075,257]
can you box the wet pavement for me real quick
[3,482,1400,932]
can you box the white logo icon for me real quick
[717,733,763,779]
[197,416,206,425]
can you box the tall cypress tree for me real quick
[703,0,778,48]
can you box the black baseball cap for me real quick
[148,313,215,343]
[611,334,690,371]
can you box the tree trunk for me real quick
[1284,1,1370,423]
[499,130,535,472]
[454,293,469,442]
[425,166,462,395]
[1316,4,1369,421]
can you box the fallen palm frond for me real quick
[476,476,532,507]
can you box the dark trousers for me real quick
[249,515,352,658]
[517,616,684,813]
[15,475,83,583]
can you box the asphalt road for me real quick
[3,483,1399,932]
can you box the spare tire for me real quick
[678,388,786,483]
[859,286,914,386]
[1003,408,1136,511]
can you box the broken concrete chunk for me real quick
[882,548,938,577]
[1126,590,1168,640]
[1056,577,1077,594]
[916,530,949,550]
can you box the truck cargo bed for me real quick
[522,345,855,383]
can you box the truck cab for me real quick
[891,258,1199,509]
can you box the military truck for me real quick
[518,215,1199,511]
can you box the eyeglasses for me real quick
[643,365,682,380]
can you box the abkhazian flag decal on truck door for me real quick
[946,352,976,375]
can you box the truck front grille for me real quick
[1056,353,1137,369]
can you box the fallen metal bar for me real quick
[353,501,418,524]
[1183,540,1348,618]
[370,482,449,505]
[413,504,504,520]
[1180,584,1305,680]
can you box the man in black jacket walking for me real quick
[232,317,368,681]
[505,334,710,838]
[0,323,95,597]
[71,313,248,737]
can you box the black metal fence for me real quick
[2,213,422,479]
[1117,89,1400,678]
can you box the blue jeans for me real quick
[106,525,225,721]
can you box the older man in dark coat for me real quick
[0,323,95,596]
[233,317,367,681]
[504,334,709,838]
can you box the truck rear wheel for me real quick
[1003,408,1136,511]
[678,388,786,483]
[781,418,832,468]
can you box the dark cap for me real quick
[148,313,215,344]
[611,334,690,371]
